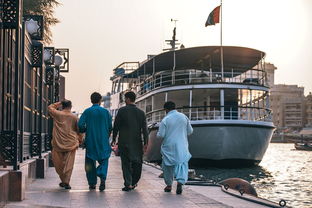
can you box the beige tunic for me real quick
[48,103,82,152]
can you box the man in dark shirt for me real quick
[111,91,148,191]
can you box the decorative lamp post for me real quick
[42,47,69,152]
[55,49,69,72]
[43,47,55,152]
[43,47,55,65]
[53,54,63,102]
[25,15,44,159]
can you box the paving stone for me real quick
[5,150,233,208]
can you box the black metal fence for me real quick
[0,0,55,170]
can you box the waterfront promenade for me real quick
[4,150,270,208]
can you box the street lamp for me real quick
[54,55,64,67]
[25,19,39,34]
[43,47,55,65]
[23,15,45,160]
[55,49,69,72]
[44,48,69,103]
[24,15,43,40]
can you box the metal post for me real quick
[38,65,43,158]
[1,30,4,131]
[220,89,224,119]
[220,0,224,80]
[189,90,192,119]
[238,89,241,120]
[231,68,234,82]
[13,1,22,169]
[172,51,176,84]
[250,90,253,120]
[54,66,60,102]
[152,58,155,75]
[13,38,20,168]
[19,21,26,163]
[52,67,55,103]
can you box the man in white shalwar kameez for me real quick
[157,101,193,194]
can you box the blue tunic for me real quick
[157,110,193,166]
[78,104,112,160]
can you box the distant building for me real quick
[264,63,277,88]
[305,92,312,127]
[270,84,305,130]
[265,63,307,130]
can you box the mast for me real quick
[164,19,180,84]
[220,0,224,80]
[164,19,180,51]
[220,0,224,119]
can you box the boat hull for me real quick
[294,143,312,151]
[144,121,275,167]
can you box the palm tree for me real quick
[23,0,60,44]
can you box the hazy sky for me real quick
[51,0,312,112]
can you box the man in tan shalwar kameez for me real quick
[48,100,83,189]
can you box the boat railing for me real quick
[146,105,272,124]
[136,69,266,95]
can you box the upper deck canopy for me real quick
[124,46,265,78]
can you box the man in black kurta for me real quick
[112,91,148,191]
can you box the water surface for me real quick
[195,143,312,208]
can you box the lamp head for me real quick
[54,55,63,67]
[25,19,40,35]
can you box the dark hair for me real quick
[164,101,176,111]
[61,100,72,109]
[91,92,102,104]
[125,91,136,102]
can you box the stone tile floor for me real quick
[5,150,265,208]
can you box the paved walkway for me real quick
[5,150,266,208]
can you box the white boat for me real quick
[110,43,275,167]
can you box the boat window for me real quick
[136,101,144,111]
[145,96,152,113]
[190,89,221,119]
[239,89,266,107]
[153,93,166,111]
[167,90,190,108]
[224,89,238,119]
[192,89,220,109]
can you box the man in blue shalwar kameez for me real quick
[78,92,112,191]
[157,101,193,194]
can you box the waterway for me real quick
[195,143,312,208]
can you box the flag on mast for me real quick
[205,5,221,27]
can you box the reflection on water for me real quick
[195,143,312,208]
[196,165,272,183]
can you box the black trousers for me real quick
[120,153,142,187]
